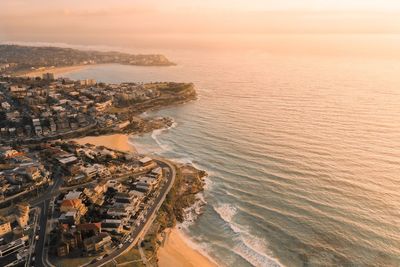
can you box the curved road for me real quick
[86,158,176,267]
[30,157,175,267]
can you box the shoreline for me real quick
[72,133,218,267]
[158,228,218,267]
[20,64,93,78]
[72,133,137,153]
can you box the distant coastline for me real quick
[20,64,91,78]
[0,44,175,77]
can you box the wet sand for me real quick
[158,228,218,267]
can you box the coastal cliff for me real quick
[118,163,208,266]
[157,163,207,228]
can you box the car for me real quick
[24,226,30,231]
[118,244,123,249]
[96,256,103,261]
[35,235,39,240]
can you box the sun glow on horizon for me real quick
[0,0,400,50]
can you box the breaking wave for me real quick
[214,204,282,267]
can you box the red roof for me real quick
[61,199,81,208]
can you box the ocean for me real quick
[65,40,400,267]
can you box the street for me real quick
[24,158,175,267]
[86,159,176,267]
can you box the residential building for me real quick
[139,157,156,168]
[60,199,87,216]
[0,236,28,257]
[59,211,80,225]
[15,203,29,228]
[77,223,101,236]
[42,73,55,80]
[101,219,124,234]
[57,241,69,257]
[83,233,112,253]
[0,217,11,236]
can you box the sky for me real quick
[0,0,399,50]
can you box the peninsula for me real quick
[0,45,211,267]
[0,44,175,77]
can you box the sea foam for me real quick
[214,203,282,267]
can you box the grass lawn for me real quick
[115,247,143,266]
[49,256,95,267]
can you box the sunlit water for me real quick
[66,46,400,267]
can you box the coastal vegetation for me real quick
[129,163,208,266]
[0,44,175,76]
[108,162,208,267]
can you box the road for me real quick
[25,207,40,267]
[86,158,176,267]
[33,200,50,267]
[26,157,175,267]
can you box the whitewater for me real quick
[66,44,400,267]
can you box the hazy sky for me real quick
[1,0,399,49]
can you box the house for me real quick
[106,205,133,220]
[57,241,69,257]
[59,211,80,225]
[42,73,55,80]
[1,102,11,110]
[115,192,136,204]
[34,126,43,136]
[116,120,130,130]
[106,180,123,192]
[0,217,11,236]
[83,233,112,253]
[57,156,79,169]
[1,149,23,159]
[24,166,42,181]
[101,219,124,234]
[79,79,96,87]
[135,176,159,192]
[82,188,104,206]
[62,232,78,249]
[94,100,112,112]
[150,167,163,179]
[6,111,21,122]
[0,236,28,257]
[60,199,87,216]
[77,223,101,235]
[139,157,155,167]
[15,203,29,228]
[64,190,83,201]
[81,166,97,179]
[9,85,27,99]
[93,181,107,195]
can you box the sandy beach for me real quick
[72,134,217,266]
[72,134,137,153]
[21,64,90,78]
[158,228,218,267]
